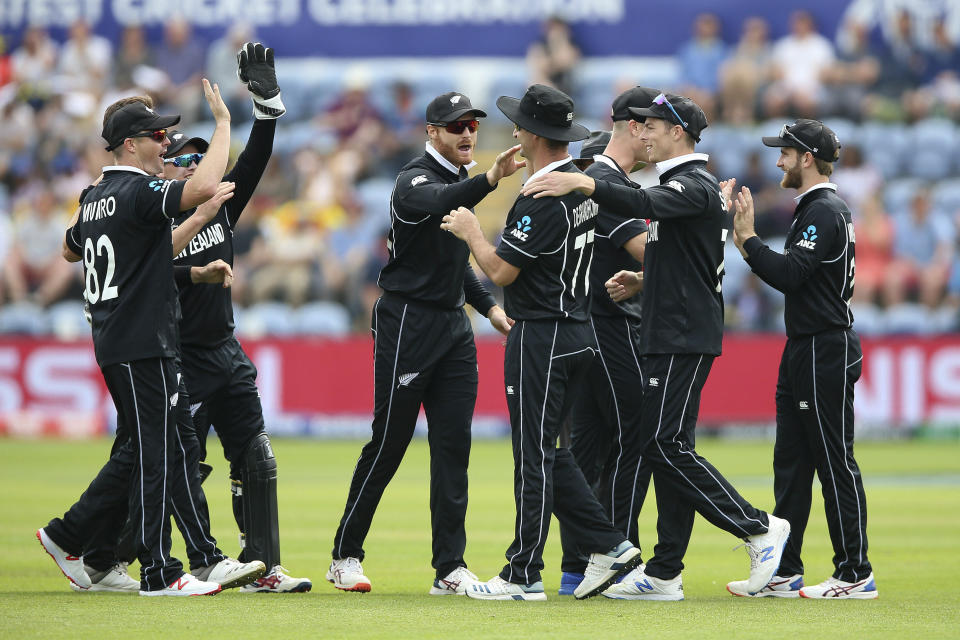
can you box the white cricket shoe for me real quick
[465,576,547,601]
[574,541,643,599]
[744,515,791,594]
[36,528,91,590]
[603,565,683,601]
[727,574,803,598]
[192,557,266,590]
[326,557,371,592]
[429,566,480,595]
[140,574,221,596]
[240,565,312,593]
[70,563,140,593]
[800,573,878,600]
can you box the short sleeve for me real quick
[134,177,186,223]
[496,197,566,268]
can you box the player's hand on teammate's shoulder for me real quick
[192,259,234,288]
[202,78,231,124]
[487,304,515,337]
[521,171,593,199]
[605,269,643,302]
[440,207,480,241]
[486,145,526,186]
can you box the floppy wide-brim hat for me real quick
[496,84,589,142]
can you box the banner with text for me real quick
[1,334,958,438]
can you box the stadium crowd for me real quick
[1,7,959,337]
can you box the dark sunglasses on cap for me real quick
[429,119,479,134]
[652,93,688,130]
[129,128,169,143]
[778,123,817,155]
[163,152,204,168]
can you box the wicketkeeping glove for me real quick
[237,42,285,119]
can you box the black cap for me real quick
[573,130,611,169]
[611,86,660,122]
[164,130,209,158]
[102,101,180,151]
[496,84,589,142]
[761,119,841,162]
[628,93,708,143]
[425,92,487,125]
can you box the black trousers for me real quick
[560,315,651,574]
[773,329,872,582]
[56,359,224,580]
[500,320,625,585]
[640,353,770,580]
[332,295,477,579]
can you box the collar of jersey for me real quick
[425,142,477,175]
[593,154,626,177]
[794,182,837,205]
[102,165,150,176]
[524,155,574,185]
[655,152,709,176]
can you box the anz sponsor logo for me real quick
[509,215,532,242]
[796,224,818,250]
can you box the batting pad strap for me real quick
[252,93,286,119]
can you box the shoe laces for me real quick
[733,541,762,569]
[447,566,478,582]
[339,557,363,574]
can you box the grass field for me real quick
[2,437,958,639]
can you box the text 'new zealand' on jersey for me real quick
[744,186,856,338]
[589,154,726,355]
[496,159,598,321]
[66,167,185,367]
[584,156,647,320]
[377,145,496,315]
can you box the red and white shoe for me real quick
[36,528,91,590]
[326,557,371,592]
[139,574,222,597]
[240,565,312,593]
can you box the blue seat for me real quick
[0,302,51,335]
[239,302,298,337]
[883,178,923,215]
[931,178,960,214]
[295,301,352,336]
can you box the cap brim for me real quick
[165,136,209,158]
[147,113,181,131]
[496,96,590,142]
[442,107,487,122]
[627,106,661,121]
[761,136,791,148]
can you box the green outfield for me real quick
[2,437,958,639]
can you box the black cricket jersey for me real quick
[66,166,186,367]
[377,143,497,316]
[172,119,275,348]
[584,155,647,320]
[496,158,598,321]
[589,153,727,355]
[744,184,855,338]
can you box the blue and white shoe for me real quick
[800,573,878,599]
[603,565,683,601]
[744,515,791,594]
[727,574,803,598]
[574,541,643,599]
[558,572,584,595]
[466,576,547,601]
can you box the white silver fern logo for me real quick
[398,372,420,388]
[450,95,462,105]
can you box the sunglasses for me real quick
[652,93,688,130]
[130,129,168,143]
[431,119,479,134]
[778,123,817,155]
[163,152,204,168]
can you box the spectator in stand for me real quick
[248,201,325,307]
[314,71,385,179]
[380,81,424,175]
[10,26,58,109]
[851,194,894,305]
[526,16,581,98]
[911,16,960,119]
[832,145,882,214]
[111,26,155,91]
[764,10,835,118]
[884,187,953,308]
[719,16,773,124]
[206,22,255,122]
[229,197,270,307]
[676,12,728,121]
[872,10,927,120]
[57,19,112,99]
[155,17,205,119]
[821,20,880,121]
[2,186,77,307]
[0,35,13,90]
